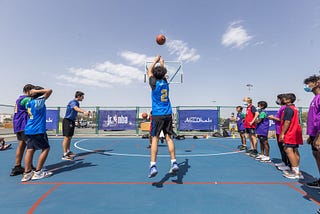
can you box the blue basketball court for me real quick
[0,137,319,213]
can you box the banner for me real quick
[98,110,136,130]
[265,110,278,131]
[178,109,219,131]
[46,110,59,130]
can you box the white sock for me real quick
[292,166,299,174]
[150,162,156,167]
[171,159,176,164]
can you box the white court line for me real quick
[74,139,244,158]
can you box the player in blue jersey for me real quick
[62,91,88,160]
[147,55,179,178]
[21,86,53,182]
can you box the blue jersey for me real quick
[149,77,172,116]
[64,99,80,121]
[24,97,47,135]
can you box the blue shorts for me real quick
[26,133,50,150]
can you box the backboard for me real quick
[144,61,183,84]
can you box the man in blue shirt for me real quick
[21,86,53,182]
[62,91,88,160]
[147,55,179,178]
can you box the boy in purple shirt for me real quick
[10,84,34,176]
[234,106,246,150]
[304,75,320,188]
[255,101,270,162]
[268,94,290,171]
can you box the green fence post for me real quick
[95,107,99,134]
[56,107,60,135]
[136,107,140,135]
[176,106,180,135]
[217,106,221,131]
[298,107,303,127]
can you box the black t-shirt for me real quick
[283,105,294,121]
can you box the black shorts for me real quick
[26,133,50,150]
[150,114,173,137]
[63,118,75,137]
[238,130,245,134]
[283,143,299,149]
[257,135,268,142]
[245,128,255,135]
[16,131,27,141]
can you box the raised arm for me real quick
[29,88,52,100]
[147,55,161,78]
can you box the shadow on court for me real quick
[77,149,113,157]
[46,160,97,175]
[299,171,320,203]
[44,150,114,175]
[152,159,190,188]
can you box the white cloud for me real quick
[166,40,200,62]
[222,21,253,48]
[57,60,144,88]
[57,41,200,87]
[119,51,153,66]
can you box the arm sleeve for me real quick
[259,112,267,119]
[251,106,257,114]
[20,97,30,108]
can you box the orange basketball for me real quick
[142,112,148,119]
[156,34,166,45]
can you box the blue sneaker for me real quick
[169,162,179,174]
[148,165,158,178]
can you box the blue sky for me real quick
[0,0,320,108]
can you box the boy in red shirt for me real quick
[243,97,259,157]
[279,93,303,179]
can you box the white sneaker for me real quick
[274,162,285,167]
[283,171,304,180]
[260,156,271,163]
[255,154,264,160]
[31,169,53,180]
[277,165,291,171]
[21,171,34,182]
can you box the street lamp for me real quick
[246,84,253,93]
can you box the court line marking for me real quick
[74,139,244,158]
[27,183,62,214]
[22,181,320,211]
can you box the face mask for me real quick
[304,85,312,92]
[275,100,280,105]
[243,102,248,106]
[256,107,261,111]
